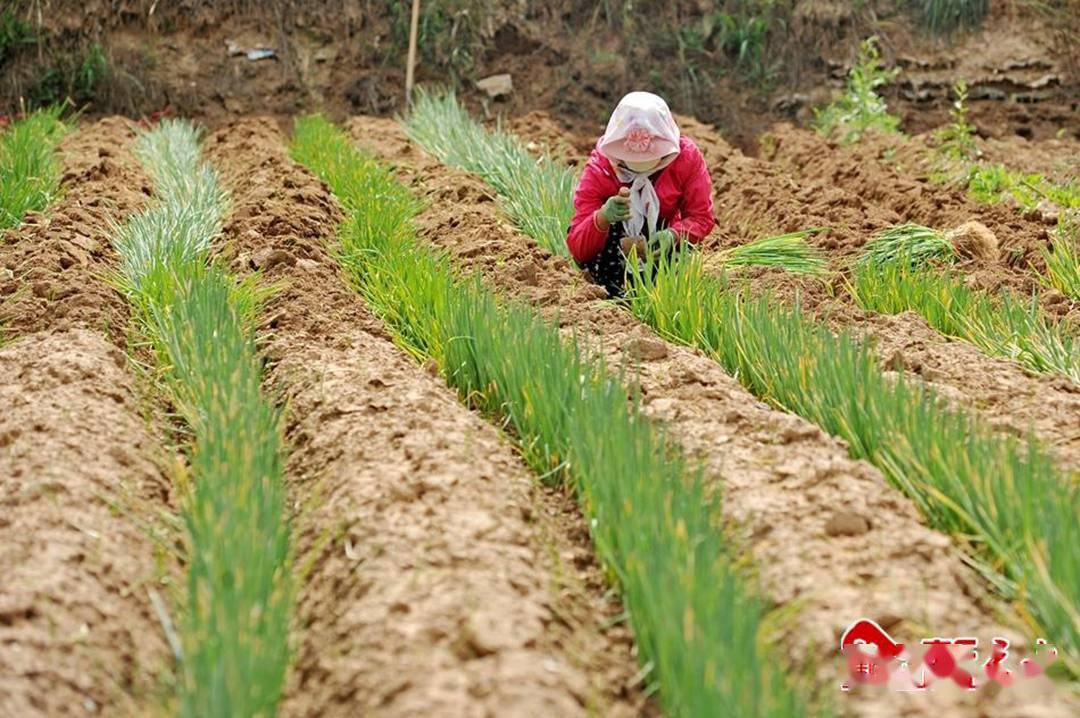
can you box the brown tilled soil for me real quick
[0,122,174,716]
[976,135,1079,187]
[201,118,646,717]
[0,330,171,716]
[0,118,152,344]
[760,124,1070,304]
[347,115,1076,717]
[676,114,902,257]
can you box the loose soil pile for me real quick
[347,116,1076,717]
[201,118,646,717]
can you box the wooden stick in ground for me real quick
[405,0,421,107]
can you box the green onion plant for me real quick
[0,105,67,230]
[851,261,1079,383]
[111,118,290,718]
[403,89,575,257]
[1040,218,1080,301]
[630,251,1078,676]
[857,223,956,270]
[714,230,828,275]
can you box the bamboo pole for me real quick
[405,0,421,108]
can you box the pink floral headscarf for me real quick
[598,92,681,165]
[598,92,682,238]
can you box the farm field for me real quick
[0,2,1077,717]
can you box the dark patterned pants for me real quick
[579,221,676,299]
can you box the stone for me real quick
[512,262,539,286]
[476,73,513,98]
[578,283,609,301]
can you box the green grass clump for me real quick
[26,43,109,110]
[965,163,1080,213]
[399,96,1079,676]
[857,223,956,270]
[930,82,1079,218]
[714,230,827,275]
[0,7,35,66]
[812,37,900,145]
[929,81,1078,213]
[0,105,67,229]
[112,119,290,718]
[851,261,1079,382]
[291,114,816,718]
[909,0,988,36]
[1041,219,1080,301]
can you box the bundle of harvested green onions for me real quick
[712,229,828,275]
[857,222,955,270]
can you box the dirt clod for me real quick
[252,247,296,269]
[825,511,871,537]
[626,336,669,361]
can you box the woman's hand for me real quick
[595,187,631,230]
[620,235,648,258]
[652,229,679,248]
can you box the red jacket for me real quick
[566,135,715,263]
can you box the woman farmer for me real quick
[567,91,716,297]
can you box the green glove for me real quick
[600,192,631,224]
[652,229,678,248]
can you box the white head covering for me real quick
[598,92,681,238]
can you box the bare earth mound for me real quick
[761,124,1065,304]
[0,121,174,715]
[0,329,170,715]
